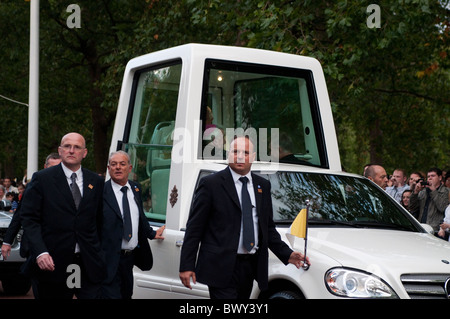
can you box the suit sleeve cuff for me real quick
[36,252,49,260]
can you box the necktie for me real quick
[121,186,132,241]
[239,176,255,251]
[70,173,82,209]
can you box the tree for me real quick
[0,0,448,178]
[185,0,449,173]
[39,0,156,173]
[0,1,31,179]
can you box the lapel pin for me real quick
[257,185,262,193]
[88,184,94,189]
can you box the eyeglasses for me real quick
[59,144,85,152]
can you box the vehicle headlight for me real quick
[325,268,398,298]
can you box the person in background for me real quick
[364,164,389,190]
[444,172,450,189]
[1,153,62,298]
[438,193,450,242]
[408,171,424,187]
[1,154,62,260]
[386,169,410,202]
[3,177,18,195]
[0,185,5,201]
[400,190,413,214]
[17,183,26,202]
[410,167,449,233]
[5,192,18,213]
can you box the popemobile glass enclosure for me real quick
[116,45,337,224]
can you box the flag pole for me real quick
[302,200,310,270]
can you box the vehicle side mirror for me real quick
[420,223,434,235]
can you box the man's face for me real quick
[392,170,406,187]
[58,133,87,169]
[373,166,388,189]
[108,153,132,186]
[427,171,442,188]
[45,158,62,168]
[227,137,256,176]
[3,179,11,188]
[409,173,421,185]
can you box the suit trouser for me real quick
[101,249,135,299]
[208,253,258,299]
[33,253,101,299]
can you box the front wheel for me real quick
[269,290,302,299]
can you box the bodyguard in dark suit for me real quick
[20,133,105,299]
[1,153,61,298]
[179,136,310,299]
[1,153,61,260]
[101,150,165,299]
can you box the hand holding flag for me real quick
[287,205,311,270]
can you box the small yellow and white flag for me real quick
[286,206,310,270]
[290,208,308,238]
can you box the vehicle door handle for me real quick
[176,240,184,247]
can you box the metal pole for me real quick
[27,0,39,179]
[302,200,310,270]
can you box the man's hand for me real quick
[154,225,166,240]
[179,271,196,289]
[36,253,55,271]
[441,222,450,230]
[1,244,11,260]
[414,181,425,194]
[288,251,311,269]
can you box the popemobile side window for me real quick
[124,61,182,224]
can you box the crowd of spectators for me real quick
[0,177,24,213]
[364,164,450,241]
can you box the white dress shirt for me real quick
[110,180,140,250]
[61,163,83,197]
[229,168,259,254]
[62,163,83,253]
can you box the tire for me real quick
[269,290,302,299]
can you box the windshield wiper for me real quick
[309,219,363,228]
[276,219,413,231]
[351,221,413,231]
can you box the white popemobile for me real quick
[107,44,450,299]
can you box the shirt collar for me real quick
[61,162,82,179]
[228,167,252,185]
[111,179,131,192]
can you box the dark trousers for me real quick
[33,253,101,299]
[208,253,258,299]
[101,250,135,299]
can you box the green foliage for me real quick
[0,0,448,178]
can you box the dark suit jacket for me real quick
[20,164,105,283]
[179,167,293,290]
[3,201,29,258]
[101,179,155,284]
